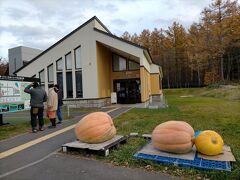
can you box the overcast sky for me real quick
[0,0,213,59]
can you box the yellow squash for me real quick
[195,130,224,155]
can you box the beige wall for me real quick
[96,43,112,98]
[150,74,161,95]
[140,67,151,102]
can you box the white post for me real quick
[67,105,70,117]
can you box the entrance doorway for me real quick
[113,79,141,104]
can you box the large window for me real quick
[57,72,63,98]
[74,46,83,98]
[65,52,72,70]
[75,46,81,69]
[66,72,73,98]
[47,64,53,83]
[56,58,63,97]
[76,71,83,98]
[39,69,45,83]
[113,54,139,71]
[128,60,140,70]
[39,69,45,90]
[113,54,127,71]
[56,58,63,71]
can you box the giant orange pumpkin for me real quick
[75,112,116,143]
[195,130,224,155]
[152,121,195,154]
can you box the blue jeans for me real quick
[57,106,63,122]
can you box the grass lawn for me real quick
[99,88,240,179]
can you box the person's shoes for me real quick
[32,129,38,133]
[48,125,56,129]
[57,121,62,124]
[39,127,45,131]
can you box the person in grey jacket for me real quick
[24,82,47,133]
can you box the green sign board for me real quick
[0,80,31,113]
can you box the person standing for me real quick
[54,84,63,124]
[24,82,47,133]
[47,84,58,128]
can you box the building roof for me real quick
[14,16,153,74]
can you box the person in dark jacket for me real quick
[54,84,63,124]
[24,82,47,133]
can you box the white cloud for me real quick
[0,0,214,59]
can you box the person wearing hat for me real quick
[24,82,47,133]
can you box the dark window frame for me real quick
[112,53,140,72]
[56,58,63,71]
[75,70,83,98]
[39,69,45,83]
[128,59,140,71]
[112,53,127,72]
[74,45,82,70]
[47,63,54,83]
[65,52,72,70]
[66,71,73,98]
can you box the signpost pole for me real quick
[0,114,4,126]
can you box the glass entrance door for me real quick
[113,79,141,104]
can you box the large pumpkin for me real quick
[195,130,224,155]
[152,121,195,154]
[75,112,116,143]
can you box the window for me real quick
[113,54,126,71]
[56,58,63,71]
[57,72,63,98]
[75,46,81,69]
[56,58,64,97]
[128,60,140,70]
[113,54,139,71]
[76,71,83,98]
[65,52,72,70]
[47,64,53,83]
[74,46,83,98]
[39,70,45,83]
[66,72,73,98]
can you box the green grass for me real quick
[99,88,240,179]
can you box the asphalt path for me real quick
[0,107,178,180]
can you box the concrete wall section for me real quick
[8,47,22,75]
[21,46,42,62]
[8,46,42,75]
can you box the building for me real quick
[8,46,43,75]
[13,16,163,107]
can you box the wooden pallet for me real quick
[62,135,127,156]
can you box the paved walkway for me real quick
[0,107,178,180]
